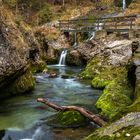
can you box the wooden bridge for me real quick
[59,15,138,33]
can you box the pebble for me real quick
[125,133,130,137]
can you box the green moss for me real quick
[96,80,132,120]
[128,97,140,112]
[58,111,86,126]
[10,70,35,94]
[80,56,133,120]
[0,70,35,97]
[93,66,133,119]
[91,66,128,88]
[92,77,110,89]
[3,0,17,7]
[128,80,140,112]
[31,61,47,73]
[80,56,102,79]
[115,126,140,140]
[47,111,87,128]
[85,134,114,140]
[38,4,53,24]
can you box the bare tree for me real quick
[62,0,65,6]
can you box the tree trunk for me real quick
[37,98,106,127]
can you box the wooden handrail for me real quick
[59,15,137,22]
[59,15,138,32]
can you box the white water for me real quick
[123,0,126,10]
[73,32,78,48]
[58,50,67,66]
[88,22,103,40]
[89,31,96,40]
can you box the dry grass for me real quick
[126,0,140,15]
[35,26,61,41]
[59,6,94,20]
[125,0,140,25]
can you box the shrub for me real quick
[38,4,53,24]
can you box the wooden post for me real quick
[130,19,133,29]
[58,21,60,29]
[115,18,117,29]
[98,19,100,30]
[68,20,69,30]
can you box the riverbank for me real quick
[0,66,102,140]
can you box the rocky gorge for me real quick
[0,0,140,139]
[0,4,46,98]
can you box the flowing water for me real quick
[58,50,67,66]
[123,0,126,10]
[0,66,102,140]
[73,33,78,48]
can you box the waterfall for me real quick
[89,31,96,40]
[73,32,78,48]
[58,49,67,66]
[123,0,126,10]
[88,22,103,40]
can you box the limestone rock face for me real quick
[85,112,140,140]
[35,26,69,64]
[104,40,132,66]
[77,39,104,62]
[68,38,132,66]
[67,50,83,66]
[0,5,41,98]
[79,39,134,119]
[128,42,140,112]
[98,112,140,136]
[46,34,69,64]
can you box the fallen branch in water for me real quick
[37,98,106,127]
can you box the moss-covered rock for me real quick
[80,55,133,120]
[84,112,140,140]
[0,70,35,98]
[91,66,133,119]
[80,56,103,79]
[96,80,132,120]
[8,70,35,94]
[128,98,140,112]
[31,61,47,73]
[46,111,88,128]
[0,5,43,98]
[85,126,140,140]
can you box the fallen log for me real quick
[37,98,106,127]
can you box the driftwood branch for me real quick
[37,98,106,127]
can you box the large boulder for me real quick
[103,40,132,66]
[128,41,140,112]
[68,38,132,66]
[77,39,104,62]
[0,4,42,98]
[85,112,140,140]
[45,111,88,128]
[67,50,83,66]
[80,39,134,119]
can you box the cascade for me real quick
[89,31,96,40]
[73,32,78,48]
[123,0,126,10]
[88,22,103,40]
[58,49,67,66]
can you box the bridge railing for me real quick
[59,15,137,32]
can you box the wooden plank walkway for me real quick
[59,15,138,33]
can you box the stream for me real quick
[0,66,102,140]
